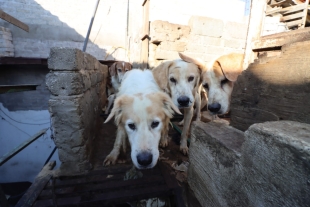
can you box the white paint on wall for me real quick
[0,103,60,183]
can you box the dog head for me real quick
[152,55,202,109]
[201,53,244,115]
[105,91,181,169]
[109,61,132,83]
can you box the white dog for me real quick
[104,69,181,169]
[152,53,202,155]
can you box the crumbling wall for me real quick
[149,17,248,68]
[188,120,310,207]
[0,26,14,57]
[46,47,108,175]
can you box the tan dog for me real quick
[105,61,132,114]
[181,53,244,116]
[152,53,202,155]
[104,69,181,169]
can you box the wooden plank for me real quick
[299,0,309,28]
[279,3,306,15]
[266,7,283,15]
[252,27,310,50]
[269,0,288,7]
[16,161,56,207]
[0,10,29,32]
[0,128,48,166]
[140,0,149,69]
[286,18,304,28]
[280,12,305,22]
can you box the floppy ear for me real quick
[179,52,206,71]
[159,92,182,118]
[152,61,174,92]
[104,96,123,124]
[216,53,244,82]
[109,63,117,76]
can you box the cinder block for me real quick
[224,39,246,49]
[46,71,86,96]
[48,47,85,71]
[189,16,224,37]
[223,21,248,40]
[154,49,179,60]
[158,41,187,52]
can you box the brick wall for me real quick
[149,17,248,68]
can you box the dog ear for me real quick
[152,61,174,92]
[216,53,244,82]
[104,96,123,124]
[179,52,206,72]
[159,92,182,118]
[109,63,117,76]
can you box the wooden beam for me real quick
[0,10,29,32]
[0,128,48,166]
[140,0,150,69]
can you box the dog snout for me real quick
[208,103,221,113]
[177,96,190,107]
[137,151,153,167]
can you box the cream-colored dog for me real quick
[181,53,244,116]
[104,69,181,169]
[152,53,202,155]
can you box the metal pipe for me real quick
[83,0,101,52]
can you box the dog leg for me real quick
[105,94,115,114]
[103,127,126,166]
[160,121,169,147]
[180,107,193,155]
[195,91,201,121]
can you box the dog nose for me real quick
[208,103,221,113]
[137,151,153,167]
[177,96,190,107]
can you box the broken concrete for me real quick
[46,47,108,175]
[188,120,310,207]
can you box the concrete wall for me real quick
[0,26,14,57]
[188,120,310,207]
[46,47,108,175]
[148,17,248,68]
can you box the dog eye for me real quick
[203,83,209,90]
[188,76,194,82]
[128,123,136,130]
[151,121,159,128]
[221,78,229,87]
[170,77,176,83]
[118,69,122,72]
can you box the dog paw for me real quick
[180,144,188,155]
[160,139,168,148]
[103,151,119,166]
[178,120,184,126]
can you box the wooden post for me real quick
[140,0,150,69]
[0,10,29,32]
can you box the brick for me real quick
[189,16,224,37]
[48,47,85,71]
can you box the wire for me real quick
[0,115,31,136]
[0,108,50,125]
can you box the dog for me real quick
[152,53,202,155]
[105,61,132,114]
[180,53,244,116]
[103,69,181,169]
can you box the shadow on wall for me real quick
[230,41,310,131]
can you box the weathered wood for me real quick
[231,40,310,131]
[286,18,304,28]
[16,161,56,207]
[0,10,29,32]
[0,128,49,166]
[140,0,149,69]
[280,12,304,22]
[252,27,310,50]
[266,6,283,15]
[279,3,306,14]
